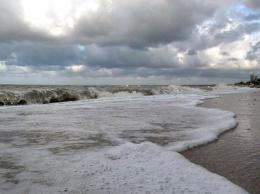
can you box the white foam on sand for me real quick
[0,142,247,194]
[0,94,237,152]
[0,88,255,193]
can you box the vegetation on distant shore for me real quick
[235,74,260,88]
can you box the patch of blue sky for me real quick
[77,45,85,51]
[223,3,259,24]
[227,3,260,16]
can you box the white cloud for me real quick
[0,61,7,71]
[65,65,85,72]
[0,0,259,84]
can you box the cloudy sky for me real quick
[0,0,259,85]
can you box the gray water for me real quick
[0,84,211,106]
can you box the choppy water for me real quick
[0,84,256,194]
[0,84,210,106]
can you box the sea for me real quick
[0,84,258,194]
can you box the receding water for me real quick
[182,91,260,194]
[0,84,256,193]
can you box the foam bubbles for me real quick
[1,143,247,193]
[0,86,256,193]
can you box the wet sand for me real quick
[182,91,260,194]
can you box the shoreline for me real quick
[182,91,260,194]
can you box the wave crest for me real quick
[0,84,240,106]
[0,89,79,106]
[153,85,203,95]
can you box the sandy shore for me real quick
[182,91,260,194]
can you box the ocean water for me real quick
[0,85,207,106]
[0,84,256,193]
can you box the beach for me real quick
[182,91,260,194]
[1,0,259,193]
[0,85,256,193]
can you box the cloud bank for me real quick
[0,0,259,85]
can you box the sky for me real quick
[0,0,259,85]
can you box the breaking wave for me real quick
[153,85,204,95]
[0,89,78,106]
[0,84,238,106]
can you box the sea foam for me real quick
[0,84,256,106]
[0,85,256,193]
[1,142,247,194]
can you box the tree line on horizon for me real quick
[235,74,260,87]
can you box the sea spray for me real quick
[0,84,256,106]
[0,85,204,106]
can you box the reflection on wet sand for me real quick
[182,91,260,194]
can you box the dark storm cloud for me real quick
[214,22,259,41]
[221,52,230,56]
[82,46,183,69]
[70,0,229,48]
[78,66,259,81]
[0,43,183,69]
[227,58,238,61]
[244,0,260,8]
[244,13,260,21]
[163,68,245,79]
[187,50,197,56]
[1,42,208,72]
[0,0,257,50]
[0,43,84,67]
[0,0,231,48]
[0,0,259,84]
[165,68,257,80]
[246,41,260,61]
[0,0,234,48]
